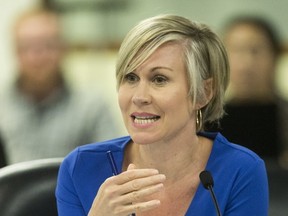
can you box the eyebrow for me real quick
[151,66,173,72]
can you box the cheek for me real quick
[50,51,63,63]
[18,54,32,67]
[258,58,274,73]
[166,91,193,114]
[118,87,129,112]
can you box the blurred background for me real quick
[1,0,288,215]
[1,0,288,132]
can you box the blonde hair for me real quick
[116,14,230,128]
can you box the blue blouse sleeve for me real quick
[55,149,87,216]
[225,159,269,216]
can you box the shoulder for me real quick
[206,132,268,192]
[0,83,20,102]
[67,89,114,118]
[57,136,131,206]
[214,133,269,213]
[203,132,267,181]
[70,88,108,105]
[60,136,130,174]
[210,132,263,164]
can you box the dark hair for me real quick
[223,15,281,56]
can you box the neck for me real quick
[126,134,211,182]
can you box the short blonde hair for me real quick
[116,14,229,128]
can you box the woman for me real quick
[56,14,268,215]
[208,16,285,161]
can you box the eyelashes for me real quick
[123,72,169,86]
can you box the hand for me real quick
[88,164,166,216]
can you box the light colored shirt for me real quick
[0,83,122,164]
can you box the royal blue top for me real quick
[56,133,269,216]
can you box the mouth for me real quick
[131,115,161,124]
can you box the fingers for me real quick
[92,164,166,216]
[114,167,160,185]
[116,199,161,215]
[127,163,136,170]
[119,172,166,194]
[110,165,163,215]
[111,164,165,196]
[112,164,166,213]
[119,182,164,203]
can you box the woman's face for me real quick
[224,24,276,100]
[118,42,196,145]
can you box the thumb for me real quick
[127,163,136,171]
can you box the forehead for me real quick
[225,24,270,46]
[16,15,59,40]
[136,42,185,71]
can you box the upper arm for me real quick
[56,154,86,216]
[225,159,269,216]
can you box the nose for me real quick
[132,82,151,106]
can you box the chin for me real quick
[130,133,158,145]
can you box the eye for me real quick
[153,75,168,85]
[123,73,139,84]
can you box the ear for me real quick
[204,78,213,102]
[197,78,214,109]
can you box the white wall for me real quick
[1,0,288,113]
[98,0,287,43]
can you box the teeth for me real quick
[135,116,154,119]
[134,116,159,124]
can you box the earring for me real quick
[196,109,203,132]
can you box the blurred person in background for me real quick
[209,15,288,166]
[0,8,121,164]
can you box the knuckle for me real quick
[131,179,141,190]
[101,177,114,189]
[119,170,137,183]
[106,187,118,198]
[106,198,122,214]
[99,183,118,199]
[131,191,140,200]
[137,205,141,210]
[126,170,137,180]
[104,176,115,185]
[114,206,126,215]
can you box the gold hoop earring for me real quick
[196,109,203,132]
